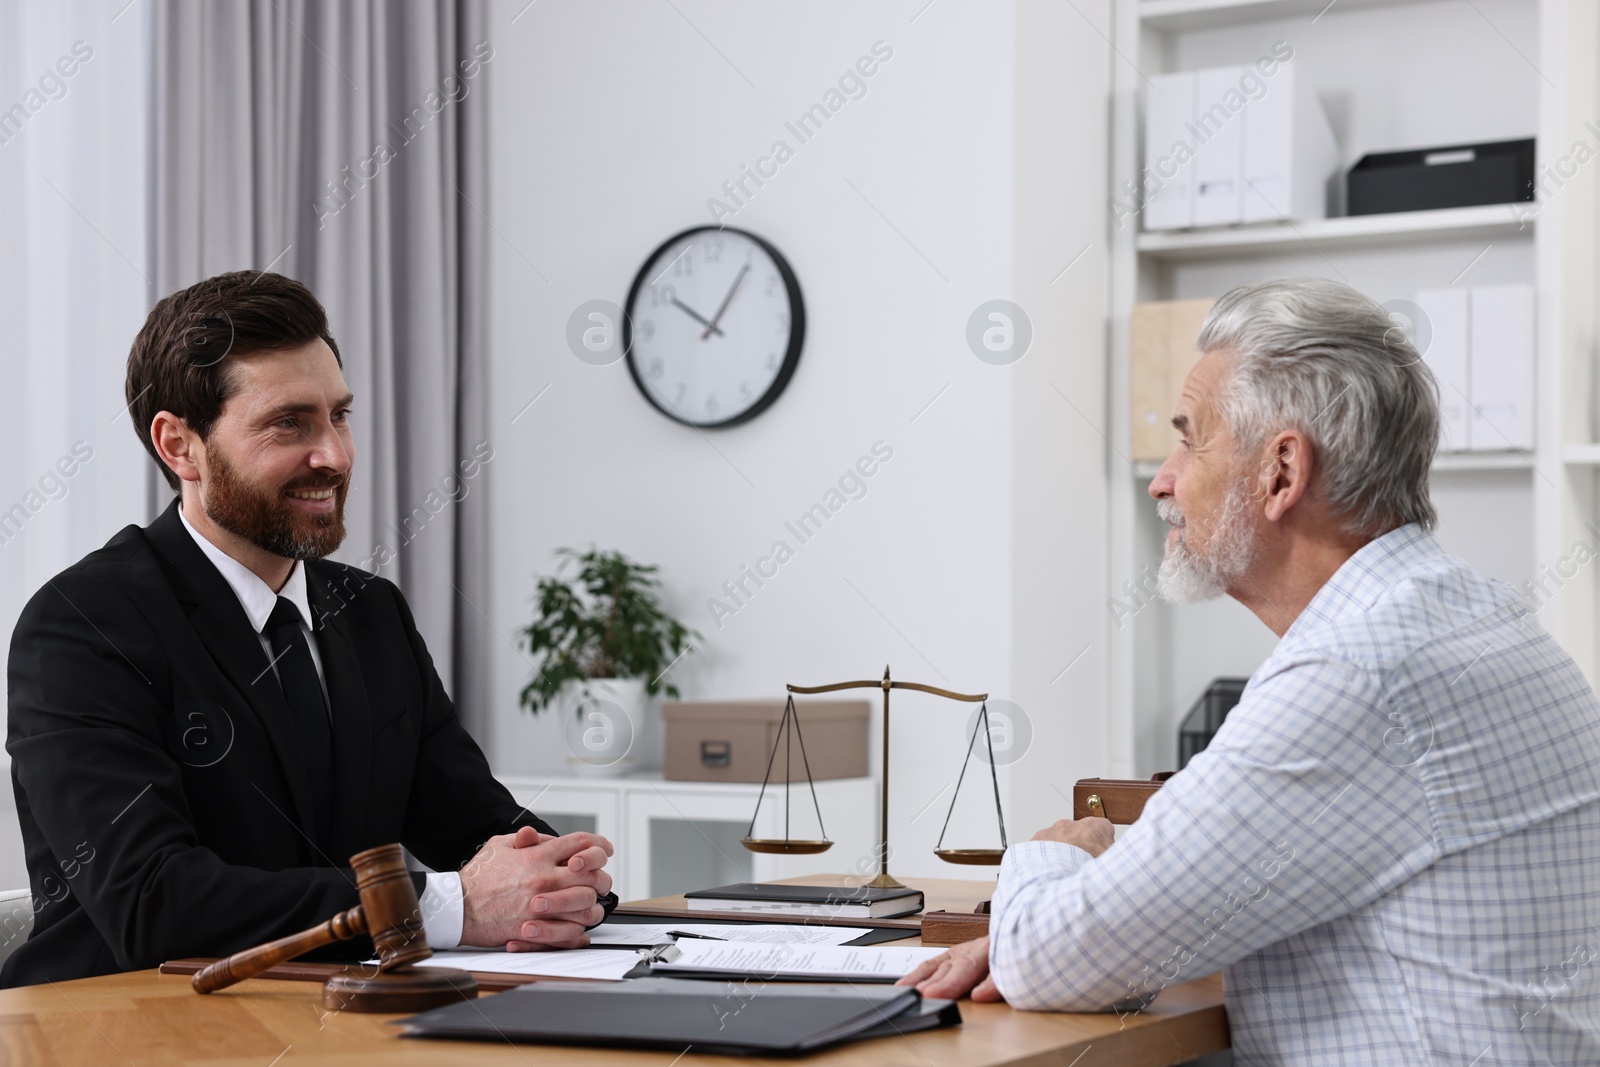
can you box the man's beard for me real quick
[203,443,348,561]
[1156,475,1257,604]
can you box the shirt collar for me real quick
[1283,522,1440,642]
[178,502,314,634]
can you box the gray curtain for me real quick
[148,0,493,739]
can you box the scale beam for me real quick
[787,679,988,703]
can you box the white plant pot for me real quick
[562,678,652,778]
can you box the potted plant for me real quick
[516,548,698,775]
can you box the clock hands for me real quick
[700,263,749,340]
[670,297,725,338]
[664,263,748,342]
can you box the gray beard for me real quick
[1156,481,1256,604]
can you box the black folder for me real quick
[397,978,960,1055]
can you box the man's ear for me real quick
[150,411,203,485]
[1260,429,1312,523]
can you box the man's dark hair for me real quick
[126,271,343,490]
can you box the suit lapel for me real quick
[307,568,373,862]
[142,501,322,851]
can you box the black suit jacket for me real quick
[3,499,606,986]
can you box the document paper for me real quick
[369,948,641,982]
[650,940,946,981]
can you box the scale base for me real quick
[865,873,906,890]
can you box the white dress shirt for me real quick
[178,505,465,948]
[990,524,1600,1065]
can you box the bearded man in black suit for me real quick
[4,271,613,986]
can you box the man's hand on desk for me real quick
[1031,815,1114,856]
[459,825,614,950]
[897,816,1114,1001]
[897,936,1002,1001]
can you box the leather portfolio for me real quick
[397,977,959,1054]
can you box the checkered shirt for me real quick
[990,524,1600,1065]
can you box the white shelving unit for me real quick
[497,774,878,904]
[1136,203,1533,261]
[1138,0,1398,33]
[1107,0,1600,776]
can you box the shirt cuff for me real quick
[993,839,1090,917]
[1001,838,1092,880]
[419,872,464,949]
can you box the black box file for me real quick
[1346,138,1535,216]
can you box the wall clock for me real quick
[623,226,805,428]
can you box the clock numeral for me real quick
[765,352,779,370]
[739,381,753,402]
[640,319,655,341]
[646,358,664,380]
[766,274,779,296]
[703,236,724,263]
[705,393,720,417]
[674,383,688,406]
[673,250,693,277]
[775,311,788,334]
[649,284,676,309]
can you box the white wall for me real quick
[483,0,1113,878]
[1007,0,1115,853]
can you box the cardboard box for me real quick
[1130,298,1215,462]
[663,700,870,783]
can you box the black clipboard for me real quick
[397,977,959,1055]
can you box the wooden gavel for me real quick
[193,843,477,1012]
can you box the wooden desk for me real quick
[5,877,1229,1066]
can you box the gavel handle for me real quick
[192,905,368,994]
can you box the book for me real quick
[398,977,959,1054]
[683,882,924,919]
[647,940,947,983]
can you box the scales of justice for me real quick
[741,665,1008,890]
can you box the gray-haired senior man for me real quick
[900,278,1600,1064]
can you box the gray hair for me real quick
[1195,277,1438,537]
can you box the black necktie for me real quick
[265,597,334,852]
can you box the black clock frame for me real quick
[622,225,806,430]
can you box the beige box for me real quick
[1130,298,1214,462]
[662,700,870,783]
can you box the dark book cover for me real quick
[684,882,923,905]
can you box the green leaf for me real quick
[517,546,702,714]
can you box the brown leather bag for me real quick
[1072,772,1173,824]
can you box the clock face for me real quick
[623,226,804,428]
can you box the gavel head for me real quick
[350,843,432,972]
